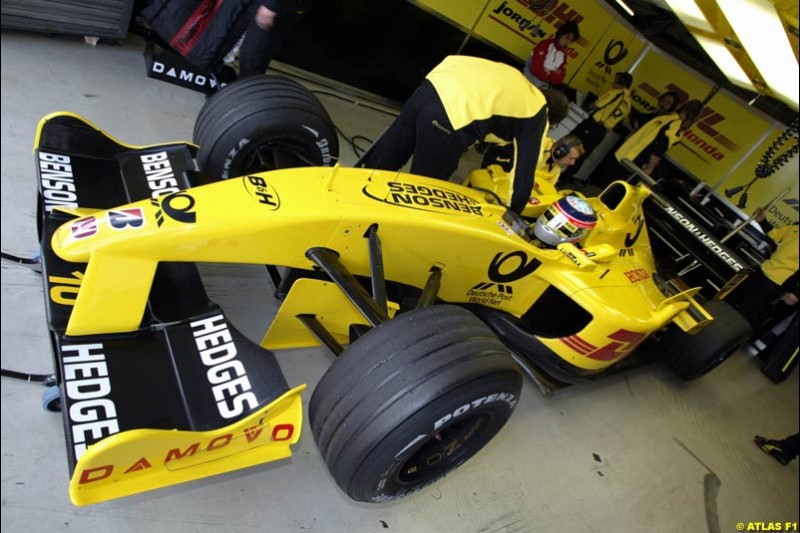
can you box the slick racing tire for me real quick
[662,299,751,381]
[194,75,339,179]
[309,305,522,503]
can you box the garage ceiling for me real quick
[601,0,799,126]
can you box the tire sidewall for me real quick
[688,328,749,379]
[347,375,519,502]
[664,300,752,380]
[208,113,336,179]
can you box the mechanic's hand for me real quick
[255,5,277,30]
[781,292,798,306]
[753,207,766,222]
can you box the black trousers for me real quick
[359,80,467,180]
[776,433,800,460]
[726,269,785,325]
[239,1,306,78]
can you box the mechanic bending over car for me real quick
[358,55,570,214]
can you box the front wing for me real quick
[35,113,301,505]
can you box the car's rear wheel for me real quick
[662,299,751,380]
[193,75,339,179]
[309,305,522,502]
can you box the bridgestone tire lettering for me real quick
[309,305,522,502]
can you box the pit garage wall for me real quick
[410,0,798,225]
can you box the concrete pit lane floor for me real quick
[1,29,798,533]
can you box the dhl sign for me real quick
[630,50,773,183]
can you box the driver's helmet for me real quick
[533,195,597,246]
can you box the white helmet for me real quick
[533,195,597,247]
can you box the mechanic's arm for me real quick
[781,271,799,305]
[641,154,663,175]
[509,114,548,213]
[255,1,278,30]
[549,66,566,86]
[752,207,776,236]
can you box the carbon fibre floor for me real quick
[1,29,798,533]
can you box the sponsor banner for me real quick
[415,0,641,96]
[631,51,772,184]
[61,343,120,460]
[569,20,646,96]
[412,0,487,29]
[718,130,799,225]
[472,0,599,62]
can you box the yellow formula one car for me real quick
[33,77,751,507]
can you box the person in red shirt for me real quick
[524,21,580,89]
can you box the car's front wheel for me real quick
[309,305,522,502]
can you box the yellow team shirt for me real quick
[763,224,799,286]
[616,112,681,164]
[426,55,551,212]
[592,88,632,130]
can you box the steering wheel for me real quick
[471,186,535,242]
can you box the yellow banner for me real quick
[716,129,799,225]
[472,0,603,62]
[411,0,487,30]
[569,20,646,96]
[631,51,772,184]
[412,0,643,95]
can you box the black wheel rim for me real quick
[241,140,316,174]
[398,412,493,484]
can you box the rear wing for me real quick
[622,160,754,299]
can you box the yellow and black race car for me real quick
[34,76,751,507]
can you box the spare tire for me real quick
[193,75,339,179]
[309,305,522,502]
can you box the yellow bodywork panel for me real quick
[262,278,397,349]
[658,287,714,334]
[66,251,158,336]
[69,385,305,506]
[50,162,705,371]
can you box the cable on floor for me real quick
[1,369,56,385]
